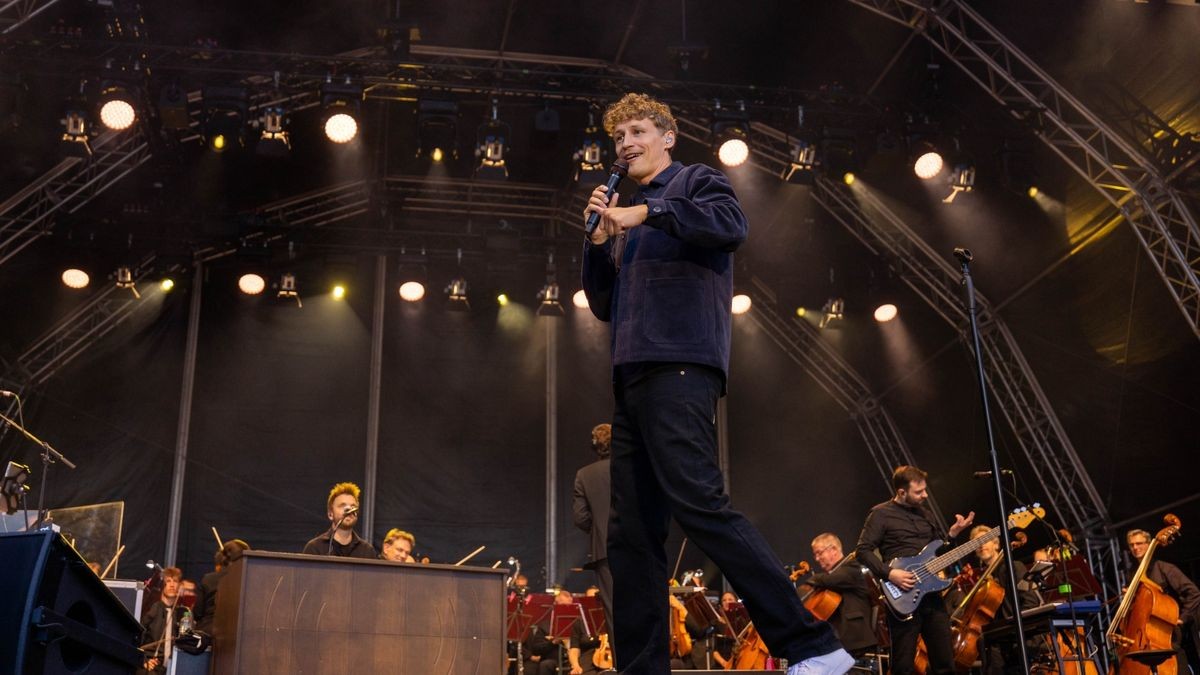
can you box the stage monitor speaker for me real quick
[0,530,143,675]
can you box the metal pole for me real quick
[165,263,203,566]
[363,253,386,541]
[717,396,731,596]
[545,317,559,588]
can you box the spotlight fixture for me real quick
[256,107,291,158]
[843,172,856,186]
[321,78,363,144]
[781,139,818,184]
[537,281,564,317]
[97,84,137,131]
[62,268,90,289]
[497,293,509,307]
[913,150,944,180]
[238,273,266,295]
[202,86,249,152]
[1027,185,1039,198]
[818,297,845,329]
[60,107,92,157]
[417,99,458,161]
[731,294,752,315]
[943,163,976,204]
[574,110,609,184]
[160,278,175,292]
[115,266,140,299]
[2,461,31,516]
[475,99,510,180]
[399,281,426,302]
[157,81,190,130]
[712,101,751,168]
[572,290,589,309]
[874,303,898,323]
[445,276,470,311]
[277,272,301,307]
[331,285,347,300]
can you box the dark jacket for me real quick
[573,458,611,567]
[581,161,748,383]
[192,569,225,634]
[302,530,377,559]
[805,565,878,654]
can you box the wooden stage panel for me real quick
[214,551,505,675]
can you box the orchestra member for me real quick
[301,482,376,559]
[802,533,877,657]
[582,91,849,675]
[573,422,615,639]
[139,566,185,673]
[381,528,417,562]
[854,465,975,675]
[1127,528,1200,672]
[969,525,1039,675]
[193,539,249,634]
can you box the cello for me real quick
[791,557,850,622]
[1106,514,1182,675]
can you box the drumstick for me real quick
[211,526,224,550]
[455,545,486,566]
[99,545,125,579]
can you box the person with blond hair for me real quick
[380,528,417,562]
[302,481,376,558]
[582,92,850,675]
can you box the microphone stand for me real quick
[326,509,356,555]
[954,247,1031,673]
[0,410,76,530]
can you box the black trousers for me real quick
[888,595,954,675]
[607,365,840,674]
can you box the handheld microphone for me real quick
[953,247,973,264]
[972,469,1013,479]
[343,506,359,517]
[584,161,629,235]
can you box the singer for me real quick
[301,481,377,558]
[581,92,850,675]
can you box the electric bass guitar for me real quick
[879,504,1044,619]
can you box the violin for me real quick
[1107,514,1182,675]
[592,632,613,670]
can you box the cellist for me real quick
[967,525,1039,675]
[1126,529,1200,672]
[799,533,879,659]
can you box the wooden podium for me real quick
[212,551,506,674]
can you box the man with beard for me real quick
[302,482,376,559]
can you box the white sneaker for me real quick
[786,648,855,675]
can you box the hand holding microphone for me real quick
[583,161,629,244]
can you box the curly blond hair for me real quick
[603,93,678,137]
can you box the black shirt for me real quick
[302,530,377,559]
[855,499,944,580]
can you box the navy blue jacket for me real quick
[581,161,747,383]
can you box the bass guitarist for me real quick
[854,466,975,675]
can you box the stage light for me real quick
[496,293,509,306]
[158,81,190,130]
[1027,185,1039,198]
[61,108,92,157]
[574,110,609,184]
[731,294,752,315]
[914,151,943,180]
[397,281,424,302]
[277,273,301,307]
[537,281,564,317]
[203,86,249,152]
[445,276,470,311]
[62,268,90,289]
[160,278,175,292]
[115,266,140,299]
[97,85,136,130]
[874,303,898,323]
[573,290,589,309]
[781,139,818,184]
[475,99,510,180]
[943,163,976,204]
[331,285,346,300]
[795,307,807,318]
[257,107,291,158]
[818,297,844,329]
[417,99,458,161]
[843,172,856,186]
[321,78,363,144]
[711,102,751,168]
[238,273,266,295]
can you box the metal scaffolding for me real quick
[845,0,1200,340]
[744,280,945,528]
[0,129,153,267]
[0,0,62,34]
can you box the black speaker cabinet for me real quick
[0,531,142,675]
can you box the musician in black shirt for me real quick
[802,533,878,657]
[1127,528,1200,672]
[854,466,975,675]
[301,482,377,559]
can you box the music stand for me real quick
[577,595,607,636]
[1042,556,1102,602]
[506,593,541,642]
[550,602,584,640]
